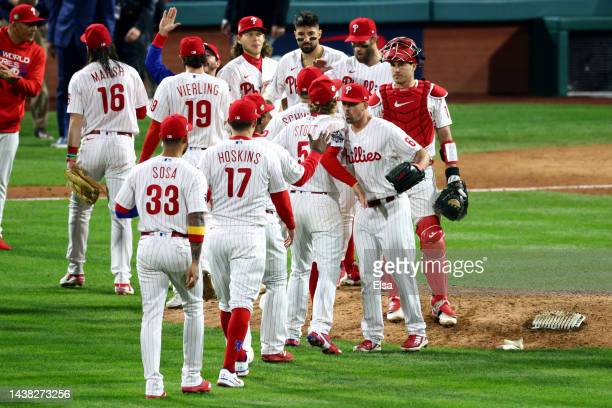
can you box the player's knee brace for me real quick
[416,215,445,249]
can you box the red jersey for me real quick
[0,26,45,132]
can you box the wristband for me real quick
[439,141,458,165]
[188,225,205,243]
[445,166,461,183]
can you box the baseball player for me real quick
[59,23,148,294]
[198,99,296,387]
[0,4,46,251]
[217,16,278,102]
[368,37,463,326]
[245,92,329,362]
[263,11,346,109]
[326,83,430,352]
[274,76,361,355]
[145,7,221,84]
[114,114,211,398]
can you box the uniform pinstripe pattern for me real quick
[0,132,18,237]
[329,57,393,93]
[263,102,310,139]
[217,55,278,102]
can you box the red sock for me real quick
[220,310,231,337]
[343,235,355,268]
[309,262,319,301]
[422,240,448,298]
[223,308,250,372]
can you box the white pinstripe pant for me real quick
[137,235,204,396]
[66,132,134,282]
[286,192,344,338]
[354,194,426,343]
[0,132,18,237]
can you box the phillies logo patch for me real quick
[347,146,382,164]
[352,24,359,33]
[345,85,352,94]
[251,17,257,25]
[235,340,243,351]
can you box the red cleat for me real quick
[181,380,212,393]
[401,335,428,352]
[0,238,12,251]
[262,350,294,363]
[431,296,458,327]
[344,262,360,285]
[307,331,342,355]
[285,338,300,347]
[353,339,381,353]
[387,296,404,322]
[145,391,167,399]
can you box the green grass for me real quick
[1,194,611,405]
[10,103,612,186]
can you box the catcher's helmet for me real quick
[381,37,422,64]
[434,181,468,221]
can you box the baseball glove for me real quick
[65,165,105,205]
[434,180,468,221]
[203,271,216,301]
[385,162,425,194]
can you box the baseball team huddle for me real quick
[0,4,469,398]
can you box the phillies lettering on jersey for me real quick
[274,114,345,193]
[67,60,148,135]
[263,102,310,139]
[264,47,347,107]
[149,72,230,148]
[217,55,278,102]
[115,156,208,233]
[329,56,392,93]
[198,138,286,226]
[345,117,422,200]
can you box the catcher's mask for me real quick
[434,181,468,221]
[381,37,422,64]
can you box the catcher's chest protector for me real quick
[381,80,435,147]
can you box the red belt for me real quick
[367,196,396,208]
[290,190,328,195]
[141,231,188,238]
[87,130,132,137]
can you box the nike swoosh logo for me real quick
[394,100,415,108]
[290,67,297,71]
[348,70,356,74]
[244,75,249,79]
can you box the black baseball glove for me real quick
[385,162,425,194]
[435,180,468,221]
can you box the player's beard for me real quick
[300,42,316,54]
[355,46,375,64]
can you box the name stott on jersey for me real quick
[263,101,310,138]
[149,72,230,148]
[328,56,392,93]
[198,139,286,226]
[115,156,208,233]
[345,117,422,200]
[217,55,278,101]
[273,114,345,194]
[263,48,347,107]
[68,61,148,134]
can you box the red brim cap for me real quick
[9,4,45,24]
[160,114,193,140]
[339,83,370,103]
[204,42,221,61]
[345,34,373,42]
[238,16,268,35]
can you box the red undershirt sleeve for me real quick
[139,120,161,163]
[270,190,295,230]
[293,150,322,186]
[320,146,357,186]
[136,106,147,119]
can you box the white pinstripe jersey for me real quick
[369,80,453,156]
[263,47,347,107]
[148,72,230,148]
[345,117,422,200]
[329,56,392,93]
[273,114,346,193]
[263,101,310,138]
[198,138,286,226]
[115,156,208,234]
[67,61,148,135]
[217,55,278,102]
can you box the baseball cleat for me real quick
[166,293,183,309]
[145,391,167,399]
[262,350,294,363]
[181,380,212,393]
[0,238,12,251]
[285,338,300,347]
[245,346,255,363]
[344,262,360,286]
[307,331,342,355]
[353,340,381,353]
[217,369,244,388]
[114,283,134,295]
[337,264,347,287]
[401,335,428,352]
[235,359,249,377]
[386,296,404,322]
[431,296,457,327]
[59,273,85,288]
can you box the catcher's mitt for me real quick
[385,162,425,194]
[434,180,468,221]
[65,165,105,205]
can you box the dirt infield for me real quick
[166,287,612,349]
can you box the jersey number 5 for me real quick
[186,100,211,128]
[97,84,125,114]
[225,167,251,198]
[146,184,179,215]
[297,140,309,164]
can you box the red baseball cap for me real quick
[308,76,342,106]
[339,83,370,103]
[80,24,112,49]
[179,36,205,57]
[228,99,259,122]
[9,4,45,24]
[243,93,274,117]
[160,114,193,140]
[204,42,221,61]
[345,17,377,42]
[238,16,267,35]
[297,66,323,94]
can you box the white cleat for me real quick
[437,312,458,327]
[114,283,134,295]
[166,293,183,309]
[217,369,244,388]
[235,360,249,377]
[245,346,255,364]
[387,308,405,323]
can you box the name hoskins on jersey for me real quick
[148,72,230,148]
[67,60,148,135]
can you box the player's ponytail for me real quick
[88,44,121,77]
[230,40,274,60]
